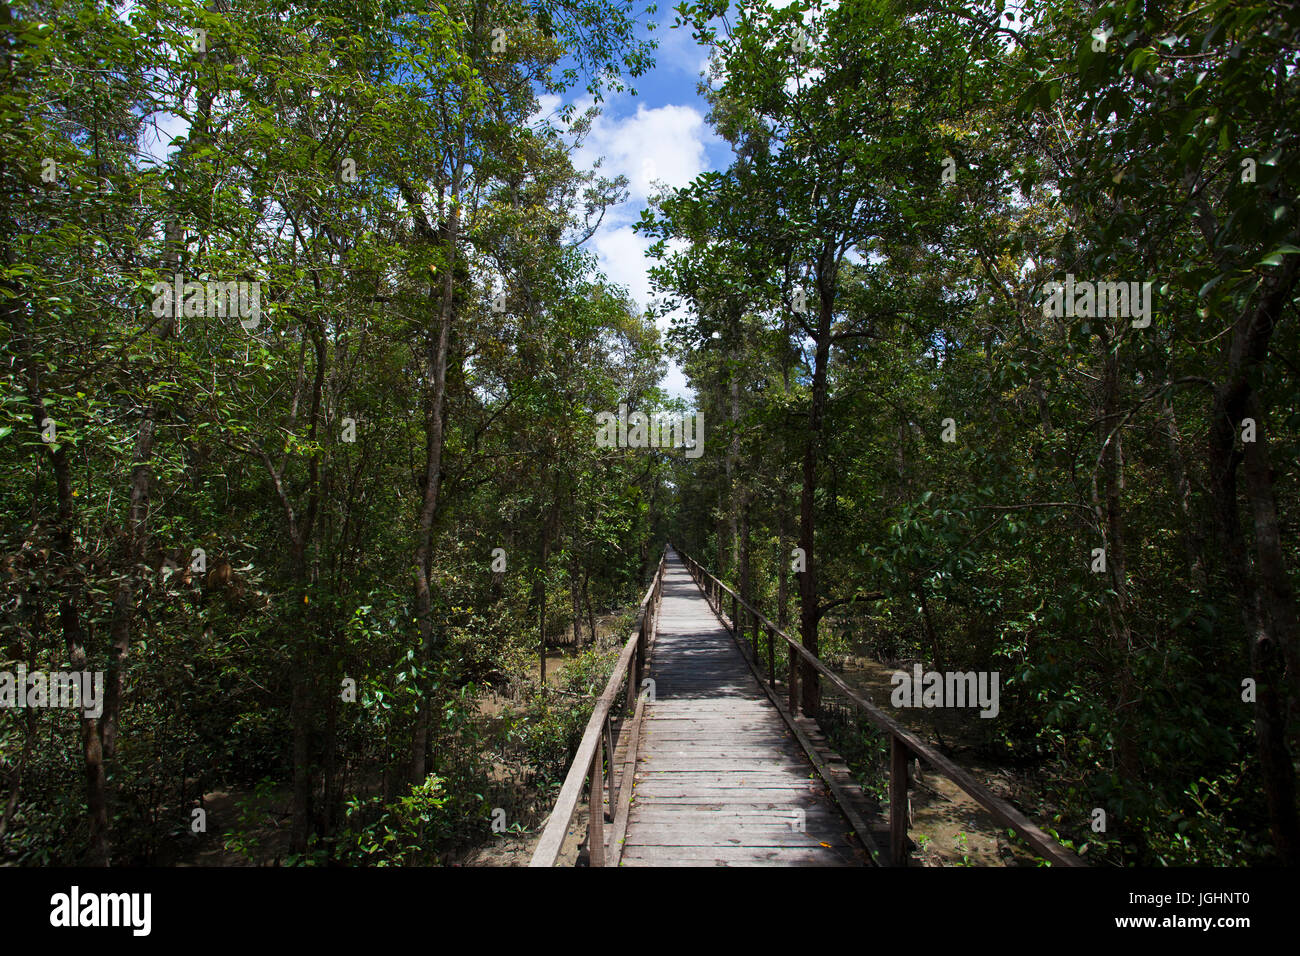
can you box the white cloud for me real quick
[590,227,694,402]
[593,225,654,309]
[784,67,825,98]
[139,110,191,167]
[570,103,713,405]
[529,92,563,125]
[575,102,713,205]
[653,16,714,79]
[661,362,690,400]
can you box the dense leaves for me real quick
[0,0,671,865]
[650,0,1298,865]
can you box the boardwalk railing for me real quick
[676,547,1084,868]
[530,548,667,867]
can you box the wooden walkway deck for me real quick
[620,552,867,866]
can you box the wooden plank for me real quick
[630,791,830,805]
[623,827,854,848]
[628,792,834,805]
[645,703,780,714]
[620,845,858,866]
[637,748,807,758]
[629,810,845,828]
[629,806,842,822]
[634,759,811,773]
[590,740,604,868]
[616,553,868,867]
[642,740,825,758]
[689,582,885,866]
[530,555,664,867]
[676,549,1085,869]
[634,738,795,749]
[891,735,910,867]
[606,689,648,866]
[634,769,816,782]
[644,720,796,730]
[642,723,795,732]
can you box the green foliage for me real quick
[652,0,1299,865]
[0,0,665,866]
[336,777,451,867]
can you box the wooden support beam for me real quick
[675,549,1085,869]
[891,736,910,867]
[589,744,604,868]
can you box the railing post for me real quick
[751,614,759,662]
[590,740,605,867]
[731,594,737,635]
[788,643,799,715]
[890,736,910,867]
[766,624,775,689]
[633,639,642,706]
[604,712,616,818]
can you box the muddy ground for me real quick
[833,656,1051,867]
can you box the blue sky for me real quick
[134,1,721,399]
[537,2,730,400]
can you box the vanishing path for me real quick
[620,552,866,866]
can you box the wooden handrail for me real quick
[675,548,1084,868]
[530,547,667,867]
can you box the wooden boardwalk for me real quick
[620,552,867,866]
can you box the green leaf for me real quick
[1257,244,1300,267]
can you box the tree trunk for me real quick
[289,664,314,854]
[535,466,561,686]
[799,265,833,715]
[1097,339,1141,798]
[738,499,751,609]
[914,577,945,674]
[571,539,582,645]
[101,408,157,763]
[409,190,459,786]
[728,370,740,572]
[322,670,340,834]
[286,322,327,853]
[1203,260,1300,863]
[584,567,596,645]
[12,297,110,865]
[1159,396,1206,589]
[777,500,789,629]
[716,488,726,578]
